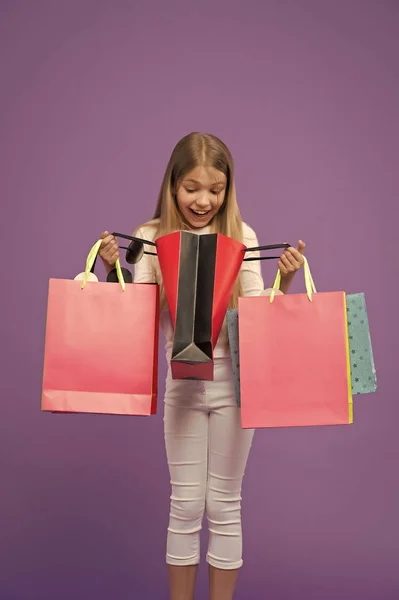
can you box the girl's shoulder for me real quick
[242,222,259,244]
[134,218,160,242]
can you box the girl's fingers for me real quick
[284,249,302,270]
[278,258,289,274]
[100,234,115,248]
[100,242,120,263]
[110,249,120,262]
[279,253,299,273]
[287,247,304,263]
[297,240,306,254]
[281,253,294,270]
[97,232,120,267]
[100,240,118,257]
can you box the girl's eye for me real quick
[186,189,195,194]
[211,190,218,195]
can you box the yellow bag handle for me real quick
[81,239,126,291]
[270,256,316,303]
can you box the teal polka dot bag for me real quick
[346,293,377,395]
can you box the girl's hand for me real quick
[279,241,306,277]
[99,231,120,271]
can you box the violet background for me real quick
[1,1,398,599]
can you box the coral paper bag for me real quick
[42,241,159,416]
[239,260,352,428]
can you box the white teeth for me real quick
[192,209,209,215]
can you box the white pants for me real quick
[163,357,254,570]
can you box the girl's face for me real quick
[176,166,227,228]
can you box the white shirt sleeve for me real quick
[133,226,157,284]
[240,224,265,297]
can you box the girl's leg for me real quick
[206,404,254,600]
[168,565,198,600]
[208,565,239,600]
[164,401,208,600]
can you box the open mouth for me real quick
[190,208,211,217]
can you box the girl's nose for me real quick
[194,192,211,208]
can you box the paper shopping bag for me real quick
[42,240,159,415]
[227,290,282,407]
[346,293,377,394]
[239,259,353,428]
[228,293,377,405]
[156,230,245,380]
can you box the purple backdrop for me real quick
[1,1,398,599]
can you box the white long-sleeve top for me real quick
[133,220,264,360]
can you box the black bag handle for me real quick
[112,232,157,264]
[91,233,290,273]
[242,243,290,261]
[113,232,289,263]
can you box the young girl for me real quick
[99,133,305,600]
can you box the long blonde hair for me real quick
[142,132,244,308]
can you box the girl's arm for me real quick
[240,226,265,297]
[277,241,306,293]
[240,226,305,296]
[279,272,295,294]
